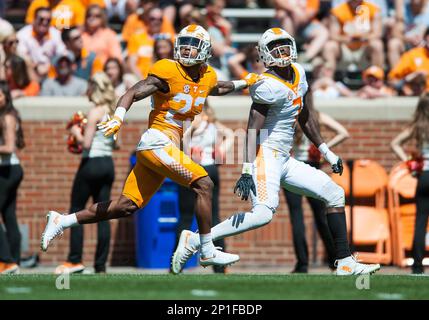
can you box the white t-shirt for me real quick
[249,62,309,155]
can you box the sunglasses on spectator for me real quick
[70,34,82,41]
[149,16,163,21]
[36,16,51,24]
[88,12,102,18]
[4,39,19,46]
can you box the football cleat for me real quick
[171,230,199,275]
[40,211,64,252]
[335,255,381,276]
[200,248,240,268]
[0,263,19,275]
[55,262,85,274]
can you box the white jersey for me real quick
[249,62,308,155]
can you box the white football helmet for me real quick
[174,24,212,66]
[257,28,297,68]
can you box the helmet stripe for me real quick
[187,24,198,32]
[271,28,283,35]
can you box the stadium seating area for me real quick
[1,0,429,97]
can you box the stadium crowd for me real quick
[0,0,428,98]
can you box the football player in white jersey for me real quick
[171,28,381,276]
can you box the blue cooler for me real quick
[134,178,198,269]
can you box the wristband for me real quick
[232,80,248,91]
[114,107,127,122]
[318,143,329,155]
[242,162,253,175]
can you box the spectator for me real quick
[284,91,349,273]
[153,35,174,61]
[59,26,104,81]
[274,0,329,63]
[388,0,429,68]
[0,18,15,80]
[0,81,25,274]
[323,0,384,73]
[127,8,173,79]
[104,57,137,96]
[25,0,86,29]
[103,0,139,22]
[121,0,175,43]
[388,28,429,96]
[17,7,67,81]
[55,72,116,275]
[391,92,429,274]
[228,45,266,81]
[4,55,40,99]
[161,0,194,31]
[176,103,235,274]
[179,7,205,30]
[40,52,87,96]
[357,65,397,98]
[82,4,122,65]
[205,0,237,78]
[311,57,354,98]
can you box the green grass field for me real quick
[1,274,429,300]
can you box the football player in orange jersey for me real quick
[41,25,262,270]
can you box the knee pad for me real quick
[252,204,274,226]
[321,180,345,208]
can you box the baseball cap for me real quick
[52,51,75,67]
[363,66,384,80]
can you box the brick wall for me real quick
[15,116,414,268]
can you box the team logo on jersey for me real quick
[183,84,191,94]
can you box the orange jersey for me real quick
[146,59,218,145]
[331,1,380,50]
[388,47,429,91]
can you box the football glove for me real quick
[332,157,343,175]
[97,115,122,139]
[244,73,264,87]
[234,173,256,201]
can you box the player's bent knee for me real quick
[192,176,214,195]
[321,180,345,208]
[115,196,139,217]
[252,204,274,226]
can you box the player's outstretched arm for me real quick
[98,76,168,137]
[209,73,263,96]
[298,90,343,175]
[234,102,268,200]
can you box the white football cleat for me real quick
[335,255,381,276]
[200,248,240,268]
[171,230,199,275]
[40,211,64,252]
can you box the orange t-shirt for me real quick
[82,28,122,65]
[23,81,41,96]
[147,59,218,144]
[121,13,176,43]
[127,32,155,79]
[26,0,86,29]
[388,47,429,91]
[331,1,380,50]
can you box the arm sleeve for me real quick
[249,81,276,105]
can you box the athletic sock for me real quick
[200,233,215,258]
[62,213,79,229]
[326,212,351,259]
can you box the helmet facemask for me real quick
[259,38,297,68]
[174,36,211,66]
